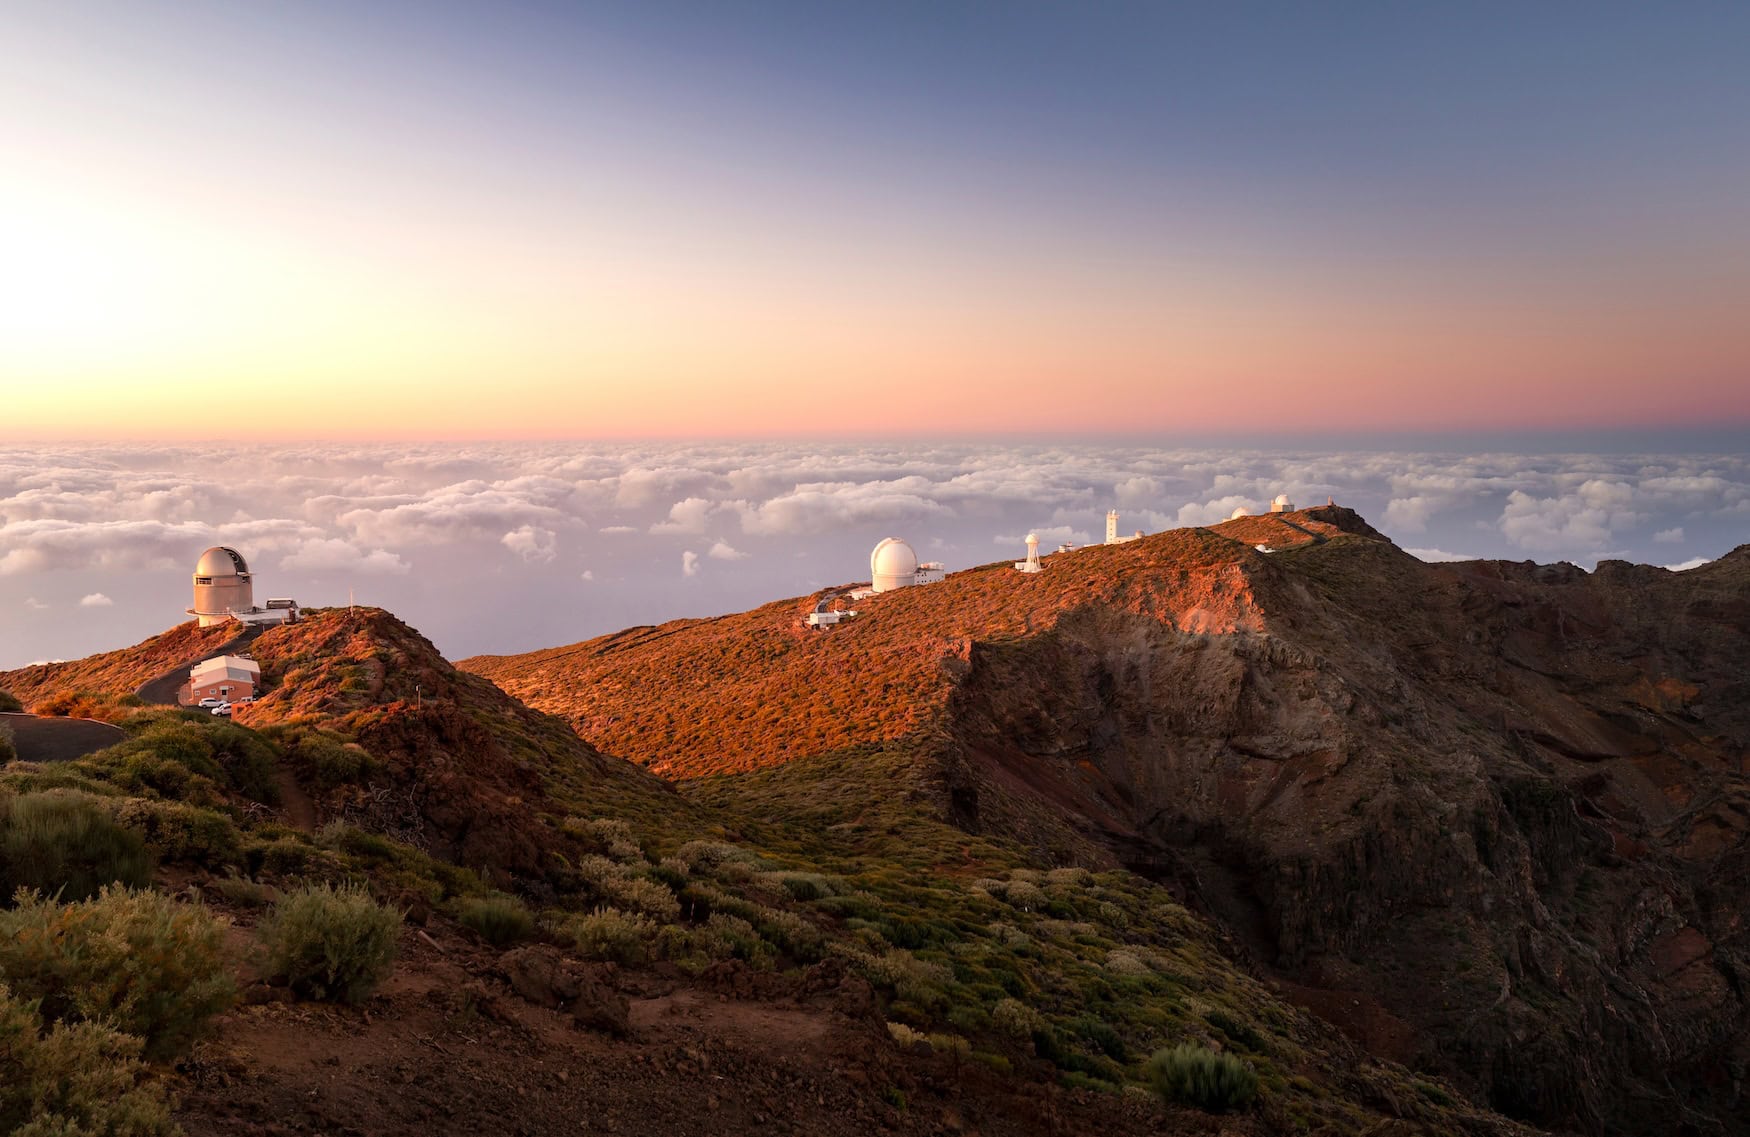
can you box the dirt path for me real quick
[272,766,320,831]
[1,712,125,762]
[135,624,264,706]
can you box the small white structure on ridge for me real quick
[1229,506,1252,520]
[1104,510,1143,545]
[1269,494,1295,513]
[806,609,858,627]
[1015,532,1043,574]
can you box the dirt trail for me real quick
[271,766,320,831]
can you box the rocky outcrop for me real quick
[944,540,1750,1135]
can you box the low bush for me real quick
[113,798,242,866]
[0,791,152,901]
[567,908,656,964]
[1145,1043,1259,1113]
[0,689,24,713]
[0,886,234,1057]
[456,894,534,946]
[260,882,400,1003]
[0,983,177,1136]
[0,720,15,763]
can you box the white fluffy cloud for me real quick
[682,550,701,577]
[500,525,558,563]
[280,538,410,576]
[1176,497,1257,527]
[3,440,1746,672]
[79,592,113,607]
[650,497,717,535]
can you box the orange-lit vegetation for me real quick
[463,512,1364,777]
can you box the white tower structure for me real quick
[188,546,253,627]
[1015,532,1043,574]
[870,537,920,592]
[1106,510,1118,544]
[1270,494,1294,513]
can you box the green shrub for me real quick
[1145,1043,1259,1113]
[606,876,681,923]
[567,908,656,964]
[0,791,152,902]
[1204,1008,1266,1052]
[113,798,242,866]
[695,914,773,967]
[260,882,400,1003]
[0,886,235,1057]
[0,983,178,1136]
[0,720,15,763]
[456,894,534,946]
[288,731,378,792]
[0,689,24,713]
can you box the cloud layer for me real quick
[3,441,1744,669]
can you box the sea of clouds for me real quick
[2,441,1745,670]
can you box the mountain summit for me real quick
[465,508,1750,1134]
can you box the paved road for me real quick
[1,712,125,763]
[135,624,264,706]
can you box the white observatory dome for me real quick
[190,546,253,626]
[870,537,920,592]
[1270,494,1295,513]
[1228,506,1252,520]
[195,546,249,577]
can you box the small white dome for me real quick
[1273,494,1293,507]
[1228,507,1252,520]
[1025,532,1039,543]
[195,546,248,577]
[870,537,919,592]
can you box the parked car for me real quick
[210,703,232,716]
[197,697,224,708]
[235,695,257,704]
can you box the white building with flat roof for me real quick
[188,655,261,703]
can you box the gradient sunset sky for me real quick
[5,1,1749,440]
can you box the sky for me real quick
[2,439,1746,670]
[4,1,1750,438]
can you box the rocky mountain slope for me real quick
[466,508,1750,1135]
[2,595,1524,1136]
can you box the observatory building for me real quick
[187,546,299,628]
[1014,533,1043,574]
[869,537,945,592]
[189,547,254,626]
[1269,494,1295,513]
[1104,510,1143,544]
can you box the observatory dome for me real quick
[1228,506,1252,520]
[195,546,249,578]
[1270,494,1295,513]
[870,537,920,592]
[190,546,254,626]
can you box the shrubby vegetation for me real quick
[0,791,152,901]
[1145,1043,1259,1113]
[260,882,400,1003]
[0,984,178,1137]
[0,886,234,1057]
[456,894,535,945]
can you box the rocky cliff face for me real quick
[942,522,1750,1134]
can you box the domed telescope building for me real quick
[188,546,299,627]
[869,537,945,593]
